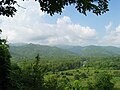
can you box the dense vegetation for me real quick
[0,30,11,90]
[1,42,120,90]
[10,53,120,90]
[10,44,120,59]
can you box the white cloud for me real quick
[45,17,97,45]
[105,22,112,32]
[57,16,71,25]
[99,25,120,46]
[0,1,97,46]
[116,25,120,32]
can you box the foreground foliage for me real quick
[0,30,11,90]
[0,0,109,17]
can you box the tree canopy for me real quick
[0,30,11,90]
[0,0,110,17]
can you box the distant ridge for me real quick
[9,43,75,59]
[57,45,120,56]
[9,43,120,60]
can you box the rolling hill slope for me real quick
[9,44,120,60]
[9,43,75,59]
[56,45,120,56]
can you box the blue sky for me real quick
[49,0,120,34]
[0,0,120,46]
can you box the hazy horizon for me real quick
[9,42,120,48]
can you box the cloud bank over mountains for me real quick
[0,0,120,46]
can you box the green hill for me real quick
[56,45,120,56]
[9,44,120,60]
[9,43,75,60]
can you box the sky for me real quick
[0,0,120,46]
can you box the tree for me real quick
[0,0,110,17]
[10,63,22,89]
[20,54,44,90]
[0,29,11,90]
[0,0,17,17]
[32,54,44,90]
[37,0,109,16]
[45,75,58,90]
[93,72,114,90]
[73,80,81,90]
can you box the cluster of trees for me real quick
[10,58,115,90]
[0,30,11,90]
[86,56,120,70]
[12,56,86,73]
[87,72,114,90]
[38,58,83,73]
[10,55,44,90]
[11,60,114,90]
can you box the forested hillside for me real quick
[9,43,75,60]
[0,43,118,90]
[10,43,120,60]
[57,45,120,56]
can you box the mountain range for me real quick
[9,43,120,59]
